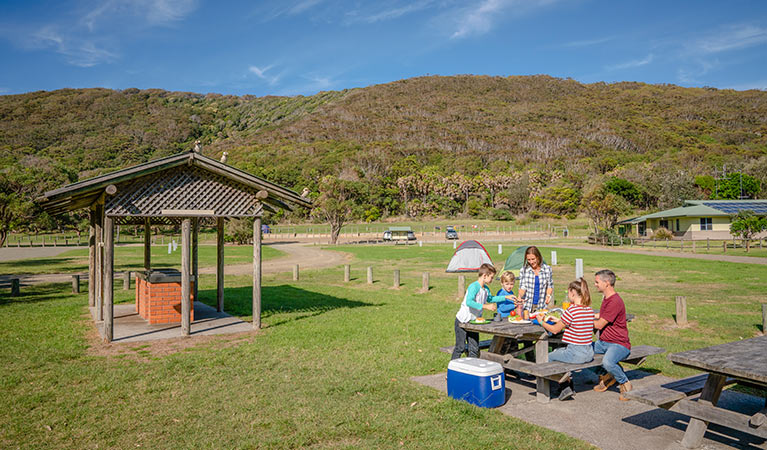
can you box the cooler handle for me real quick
[490,375,502,390]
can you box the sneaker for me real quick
[593,373,616,392]
[619,380,633,401]
[558,386,574,401]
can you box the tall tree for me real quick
[581,186,631,233]
[312,175,359,245]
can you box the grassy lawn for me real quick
[0,241,765,448]
[0,244,284,275]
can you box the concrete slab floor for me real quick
[413,369,767,450]
[89,301,253,343]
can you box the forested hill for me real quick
[2,75,767,224]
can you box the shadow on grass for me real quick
[197,285,380,327]
[0,257,88,274]
[0,283,74,306]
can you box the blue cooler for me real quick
[447,358,505,408]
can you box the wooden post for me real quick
[422,272,429,292]
[181,219,191,336]
[723,241,726,253]
[498,244,502,255]
[216,217,224,313]
[122,271,130,290]
[367,266,373,284]
[293,264,300,281]
[95,203,104,322]
[762,303,767,335]
[192,218,199,304]
[72,275,80,294]
[458,275,466,298]
[706,238,710,251]
[680,374,727,448]
[666,238,669,250]
[344,265,350,283]
[393,269,400,288]
[143,218,151,271]
[680,239,684,251]
[692,240,695,252]
[103,215,114,343]
[675,296,687,326]
[88,208,96,307]
[575,258,583,279]
[11,278,19,296]
[551,251,557,266]
[253,216,262,330]
[535,337,551,403]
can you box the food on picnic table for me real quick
[474,317,486,323]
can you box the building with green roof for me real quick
[617,200,767,239]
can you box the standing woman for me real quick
[516,246,553,319]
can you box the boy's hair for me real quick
[477,263,497,277]
[500,271,515,283]
[568,277,591,306]
[595,269,616,286]
[524,246,543,268]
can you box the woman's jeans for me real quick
[549,344,594,364]
[451,318,479,360]
[593,339,631,385]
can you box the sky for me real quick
[1,0,767,97]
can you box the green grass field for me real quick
[0,241,765,448]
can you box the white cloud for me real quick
[606,53,654,71]
[31,26,117,67]
[564,36,613,48]
[83,0,199,30]
[288,0,324,15]
[695,24,767,53]
[356,1,434,24]
[248,64,281,85]
[450,0,557,40]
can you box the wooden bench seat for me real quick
[624,374,737,408]
[511,345,666,382]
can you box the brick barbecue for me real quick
[135,269,195,324]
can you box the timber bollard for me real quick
[575,258,583,279]
[498,244,502,255]
[421,273,430,292]
[676,296,687,326]
[344,265,350,283]
[551,251,557,266]
[72,274,80,294]
[762,304,766,335]
[123,271,131,290]
[393,270,400,288]
[723,241,726,253]
[11,278,20,296]
[367,266,373,284]
[293,264,299,281]
[458,275,466,298]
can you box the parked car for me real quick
[445,226,458,240]
[382,230,392,241]
[407,231,416,241]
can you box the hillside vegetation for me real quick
[1,75,766,234]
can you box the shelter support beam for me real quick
[192,218,199,303]
[143,218,151,271]
[103,215,114,342]
[217,217,224,312]
[88,208,96,307]
[181,219,191,336]
[253,216,262,329]
[95,203,104,321]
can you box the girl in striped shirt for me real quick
[539,278,595,400]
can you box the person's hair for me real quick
[478,263,497,277]
[500,271,515,283]
[524,246,543,268]
[568,277,591,306]
[595,269,616,287]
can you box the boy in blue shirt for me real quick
[451,264,515,360]
[494,271,518,321]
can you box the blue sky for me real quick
[1,0,767,96]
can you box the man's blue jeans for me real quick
[593,340,630,385]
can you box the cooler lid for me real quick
[447,358,503,376]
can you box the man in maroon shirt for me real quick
[592,269,632,400]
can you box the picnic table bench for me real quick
[460,316,664,403]
[626,335,767,448]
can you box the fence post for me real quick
[344,265,350,283]
[458,275,466,298]
[762,303,767,335]
[453,241,457,249]
[723,241,727,253]
[11,278,19,296]
[367,266,373,285]
[393,270,400,288]
[707,238,710,251]
[680,239,684,251]
[293,264,299,281]
[675,296,687,326]
[666,238,669,250]
[575,258,583,279]
[421,273,430,292]
[551,251,557,266]
[692,240,695,252]
[72,275,80,294]
[123,271,131,290]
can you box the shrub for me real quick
[652,227,673,240]
[490,208,514,221]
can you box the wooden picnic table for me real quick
[667,335,767,448]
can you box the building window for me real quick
[676,219,680,231]
[700,217,712,231]
[659,219,669,230]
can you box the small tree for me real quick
[312,175,358,245]
[581,186,631,233]
[729,210,767,252]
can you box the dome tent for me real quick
[445,240,493,273]
[501,245,547,277]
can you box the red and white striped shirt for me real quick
[560,304,595,345]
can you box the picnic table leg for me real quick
[488,336,506,354]
[535,338,551,403]
[680,373,727,448]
